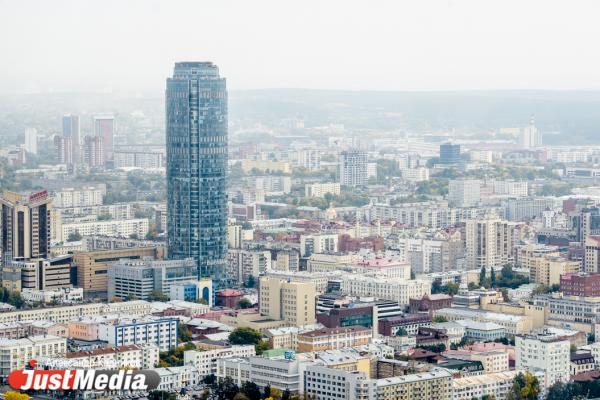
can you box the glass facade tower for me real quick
[166,62,228,280]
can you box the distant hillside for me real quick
[230,89,600,144]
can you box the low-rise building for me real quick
[297,326,372,352]
[97,316,178,351]
[184,345,256,377]
[0,335,67,376]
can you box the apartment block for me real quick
[297,326,372,352]
[259,276,316,326]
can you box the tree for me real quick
[7,291,24,309]
[178,323,193,343]
[67,231,82,242]
[240,381,262,400]
[480,266,486,287]
[433,315,448,323]
[148,290,168,301]
[281,389,291,400]
[238,298,253,309]
[212,376,239,400]
[506,372,540,400]
[148,391,176,400]
[395,327,408,336]
[263,384,272,400]
[255,339,272,356]
[4,392,30,400]
[490,267,496,287]
[245,274,256,288]
[202,373,217,385]
[229,327,262,345]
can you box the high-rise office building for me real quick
[83,135,104,168]
[166,62,228,280]
[0,190,52,265]
[439,143,461,164]
[94,115,114,163]
[23,128,38,155]
[339,149,367,187]
[62,114,80,163]
[54,135,72,165]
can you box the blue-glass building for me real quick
[166,62,228,280]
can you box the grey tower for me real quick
[166,62,228,280]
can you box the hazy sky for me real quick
[1,0,600,93]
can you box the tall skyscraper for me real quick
[0,190,52,265]
[23,128,38,155]
[520,115,542,149]
[62,114,80,163]
[166,62,228,280]
[339,149,368,187]
[94,115,115,164]
[465,217,515,270]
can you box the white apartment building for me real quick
[465,217,515,270]
[24,128,38,154]
[97,317,178,352]
[155,366,201,391]
[515,331,570,386]
[227,249,271,285]
[184,345,256,377]
[21,287,84,304]
[396,236,464,274]
[339,149,368,187]
[448,179,481,207]
[59,218,149,242]
[492,180,529,197]
[298,149,321,170]
[40,344,159,370]
[114,150,164,169]
[0,300,152,324]
[52,186,105,208]
[401,167,430,182]
[453,370,545,400]
[305,182,341,198]
[340,275,431,306]
[253,176,292,195]
[218,356,306,393]
[300,234,338,257]
[0,335,67,376]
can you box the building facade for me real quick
[166,62,228,280]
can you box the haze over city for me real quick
[2,0,600,93]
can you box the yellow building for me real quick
[529,255,580,286]
[258,276,316,326]
[296,326,372,352]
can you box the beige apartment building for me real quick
[74,246,160,296]
[465,217,515,270]
[529,255,580,286]
[259,276,316,326]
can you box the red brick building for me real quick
[560,273,600,297]
[215,289,243,308]
[409,294,453,315]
